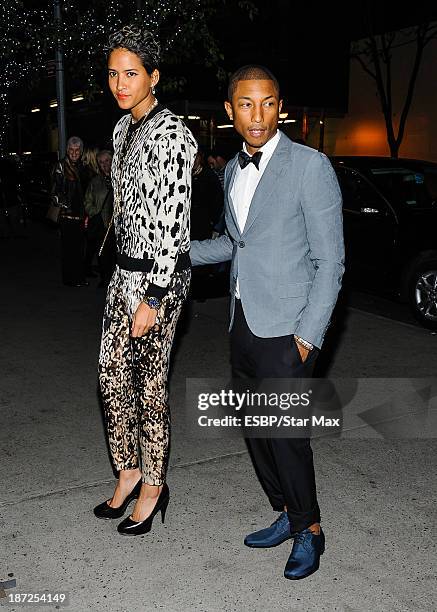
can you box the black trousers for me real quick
[230,299,321,533]
[85,217,116,284]
[84,223,101,275]
[60,217,86,285]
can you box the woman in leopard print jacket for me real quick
[94,25,197,536]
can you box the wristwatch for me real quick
[142,296,161,310]
[294,335,313,351]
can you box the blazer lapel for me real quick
[225,157,240,235]
[242,132,289,236]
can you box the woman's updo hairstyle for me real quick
[105,24,160,74]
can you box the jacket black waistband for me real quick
[116,251,191,273]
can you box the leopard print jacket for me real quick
[112,107,197,299]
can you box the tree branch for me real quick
[351,52,377,81]
[422,23,437,46]
[352,10,437,157]
[381,33,393,128]
[368,32,389,115]
[396,25,428,147]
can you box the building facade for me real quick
[320,26,437,161]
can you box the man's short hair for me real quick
[66,136,84,153]
[227,65,280,101]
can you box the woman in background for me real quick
[83,150,115,287]
[82,147,100,179]
[82,146,101,277]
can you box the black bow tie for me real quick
[238,150,263,170]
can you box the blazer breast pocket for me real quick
[279,281,312,298]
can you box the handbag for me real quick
[47,162,68,224]
[46,202,61,224]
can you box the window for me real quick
[369,165,437,209]
[335,166,385,213]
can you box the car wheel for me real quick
[408,261,437,329]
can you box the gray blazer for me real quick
[190,131,344,348]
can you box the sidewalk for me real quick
[0,223,436,611]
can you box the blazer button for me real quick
[238,241,245,248]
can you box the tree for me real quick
[0,1,48,153]
[0,0,256,154]
[51,0,244,93]
[351,18,437,158]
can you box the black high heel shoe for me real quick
[117,483,169,536]
[93,479,142,520]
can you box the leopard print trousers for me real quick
[98,266,190,485]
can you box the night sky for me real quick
[162,1,437,110]
[168,1,352,111]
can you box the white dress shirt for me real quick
[231,130,281,297]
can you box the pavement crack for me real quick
[348,306,430,331]
[0,450,248,508]
[171,449,248,470]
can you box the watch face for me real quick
[147,297,160,309]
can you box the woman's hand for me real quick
[131,302,157,337]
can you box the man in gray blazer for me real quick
[190,65,344,580]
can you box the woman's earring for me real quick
[152,86,156,94]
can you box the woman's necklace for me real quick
[131,97,158,125]
[113,97,159,212]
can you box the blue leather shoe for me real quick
[284,527,325,580]
[244,512,292,548]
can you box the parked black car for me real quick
[331,156,437,329]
